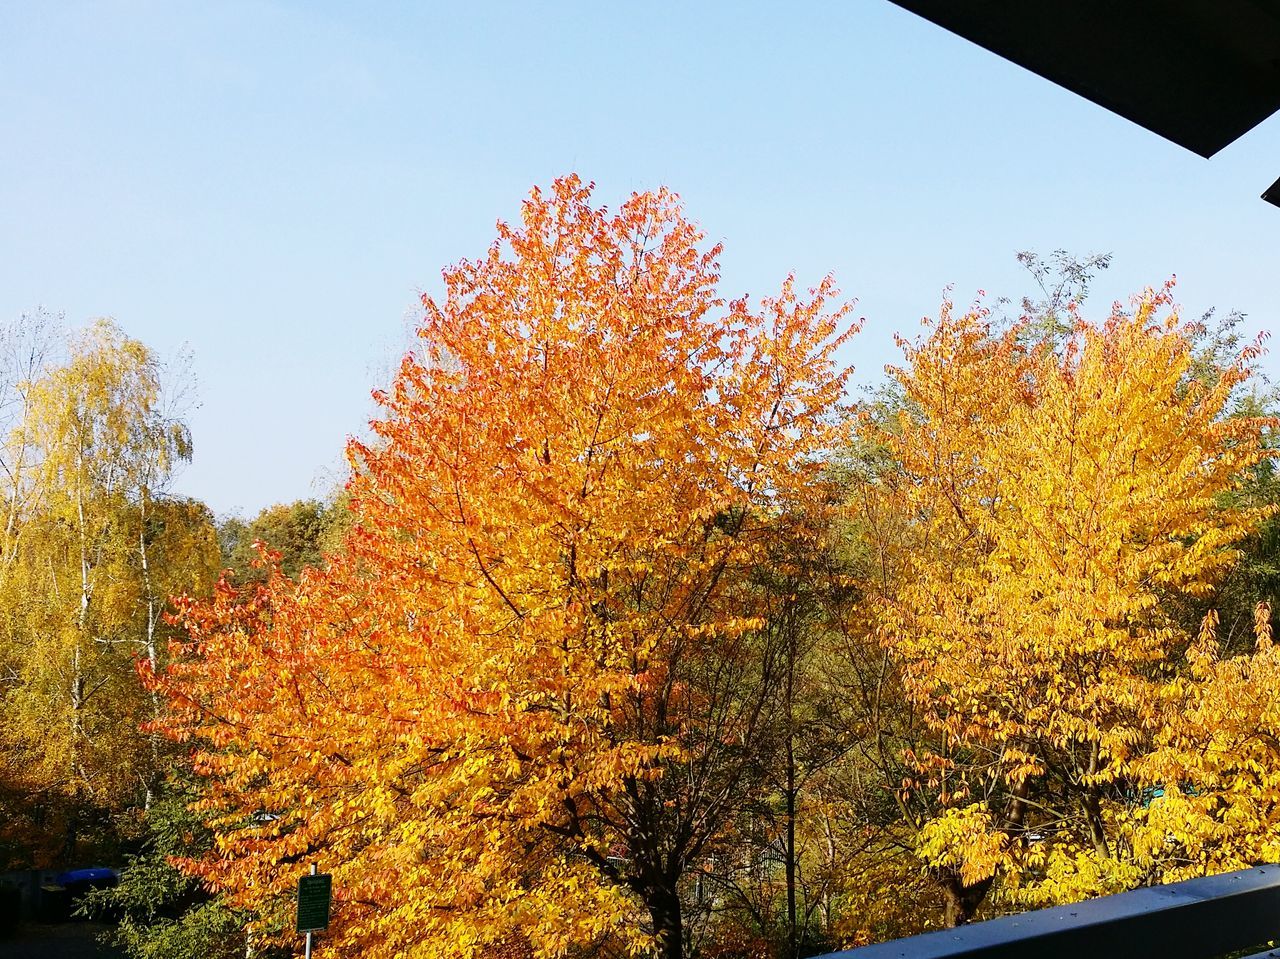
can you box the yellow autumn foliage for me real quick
[869,286,1277,918]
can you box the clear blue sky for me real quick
[4,1,1278,517]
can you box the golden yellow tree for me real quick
[153,175,856,959]
[0,319,218,861]
[868,288,1275,922]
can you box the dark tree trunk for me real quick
[785,747,798,959]
[940,873,993,927]
[648,885,683,959]
[63,807,79,863]
[784,637,800,959]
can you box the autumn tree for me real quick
[0,319,218,861]
[152,175,856,959]
[865,288,1275,923]
[0,308,63,864]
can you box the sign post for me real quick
[296,864,332,958]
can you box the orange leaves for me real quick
[153,176,857,958]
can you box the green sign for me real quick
[296,873,332,933]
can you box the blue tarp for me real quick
[54,867,117,886]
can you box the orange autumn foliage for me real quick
[149,176,855,958]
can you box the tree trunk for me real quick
[138,493,163,810]
[63,804,80,862]
[1084,789,1109,859]
[648,885,683,959]
[785,745,798,959]
[821,811,836,936]
[783,618,800,959]
[68,456,90,855]
[73,462,90,781]
[940,873,993,927]
[1083,741,1110,858]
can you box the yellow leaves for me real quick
[866,288,1279,914]
[0,318,216,863]
[877,294,1275,737]
[1121,607,1280,882]
[916,805,1009,887]
[1001,844,1145,910]
[1255,600,1274,649]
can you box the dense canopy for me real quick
[3,179,1279,959]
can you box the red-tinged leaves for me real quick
[153,175,857,959]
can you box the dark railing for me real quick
[816,865,1280,959]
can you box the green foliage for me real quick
[218,496,347,581]
[1174,449,1280,655]
[83,783,254,959]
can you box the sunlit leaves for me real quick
[869,287,1276,915]
[153,176,856,958]
[0,319,215,863]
